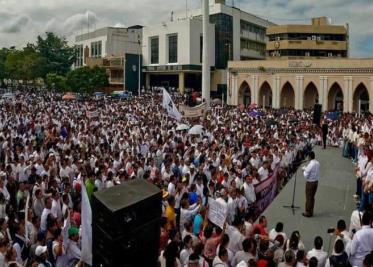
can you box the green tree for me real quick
[4,47,44,82]
[46,72,67,92]
[66,66,108,94]
[0,48,10,83]
[35,32,76,78]
[90,66,109,90]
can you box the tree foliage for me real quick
[66,66,108,94]
[4,47,44,81]
[34,32,76,78]
[46,73,67,92]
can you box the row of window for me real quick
[268,33,346,42]
[150,34,178,64]
[240,39,266,52]
[268,49,347,57]
[240,20,266,36]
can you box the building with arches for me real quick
[227,58,373,113]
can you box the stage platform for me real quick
[260,147,356,253]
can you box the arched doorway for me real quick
[303,82,319,109]
[353,83,369,113]
[280,82,295,108]
[259,81,272,108]
[328,82,344,111]
[238,81,251,106]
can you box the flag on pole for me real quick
[162,88,182,121]
[81,179,92,265]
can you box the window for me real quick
[150,37,159,64]
[168,34,178,63]
[75,45,83,67]
[90,41,102,58]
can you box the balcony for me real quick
[86,57,104,67]
[85,57,124,69]
[109,78,124,84]
[103,57,124,68]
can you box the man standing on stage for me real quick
[302,151,320,217]
[322,120,328,149]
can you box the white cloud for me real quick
[0,0,372,57]
[1,16,28,33]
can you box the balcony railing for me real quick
[109,78,124,84]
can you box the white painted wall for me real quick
[142,18,215,67]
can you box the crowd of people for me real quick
[0,89,371,267]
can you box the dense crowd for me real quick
[0,90,372,267]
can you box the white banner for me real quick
[162,88,182,121]
[179,103,206,118]
[207,197,227,229]
[81,179,92,265]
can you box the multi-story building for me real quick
[266,17,349,59]
[142,0,274,96]
[74,26,143,92]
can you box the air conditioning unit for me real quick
[317,36,321,41]
[312,35,316,40]
[328,52,333,57]
[305,52,310,57]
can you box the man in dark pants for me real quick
[302,151,320,217]
[322,121,328,149]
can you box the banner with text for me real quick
[253,167,278,220]
[207,197,227,229]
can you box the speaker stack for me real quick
[92,179,162,267]
[313,104,322,125]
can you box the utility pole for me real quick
[202,0,210,109]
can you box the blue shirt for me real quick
[193,214,203,235]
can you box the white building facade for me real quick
[74,26,143,92]
[142,0,274,96]
[142,18,215,93]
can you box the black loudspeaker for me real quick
[313,104,322,125]
[92,179,162,267]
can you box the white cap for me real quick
[35,245,47,256]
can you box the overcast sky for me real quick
[0,0,372,57]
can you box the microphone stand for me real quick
[283,159,308,214]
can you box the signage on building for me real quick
[288,60,312,68]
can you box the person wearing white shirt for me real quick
[179,199,200,233]
[40,197,53,232]
[167,176,176,196]
[243,175,256,205]
[302,152,320,217]
[232,238,255,267]
[269,222,287,242]
[179,235,193,267]
[226,222,245,255]
[258,162,270,181]
[349,212,373,267]
[306,236,327,267]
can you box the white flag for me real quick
[162,88,182,121]
[81,180,92,265]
